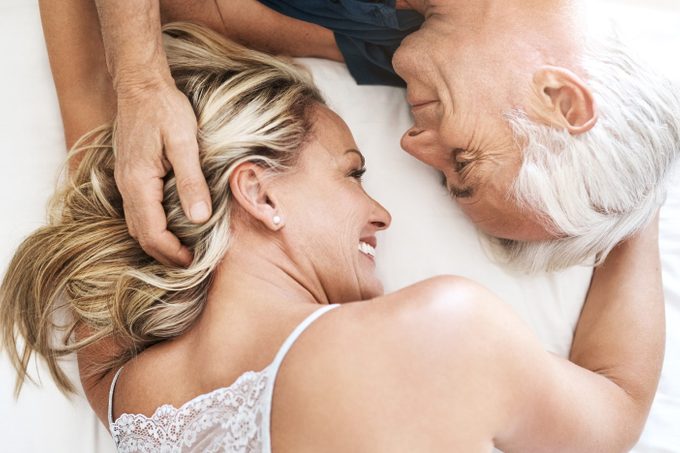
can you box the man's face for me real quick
[392,12,555,241]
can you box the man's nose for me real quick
[392,46,408,78]
[400,127,448,169]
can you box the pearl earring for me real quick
[272,215,281,226]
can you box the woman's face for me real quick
[276,106,391,302]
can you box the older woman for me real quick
[0,23,663,452]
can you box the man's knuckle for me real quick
[126,223,138,238]
[114,172,130,191]
[177,176,202,193]
[166,135,198,154]
[137,234,156,251]
[114,163,139,184]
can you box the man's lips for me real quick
[409,100,438,111]
[407,95,438,107]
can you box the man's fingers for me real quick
[125,194,193,267]
[122,201,139,240]
[140,229,193,268]
[112,83,204,264]
[165,133,212,224]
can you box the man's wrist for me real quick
[95,0,170,94]
[113,61,175,98]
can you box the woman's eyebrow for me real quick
[345,148,366,167]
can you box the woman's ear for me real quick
[229,162,284,231]
[529,66,598,135]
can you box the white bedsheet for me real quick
[0,1,678,452]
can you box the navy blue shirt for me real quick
[257,0,424,87]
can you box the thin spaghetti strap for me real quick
[270,304,339,373]
[108,366,125,426]
[261,303,339,452]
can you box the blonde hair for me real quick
[0,23,323,395]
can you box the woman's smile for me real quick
[358,239,376,261]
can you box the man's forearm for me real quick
[95,0,173,89]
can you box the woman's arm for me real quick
[162,0,343,61]
[39,0,115,153]
[328,222,663,451]
[307,220,663,451]
[495,217,664,451]
[39,0,125,426]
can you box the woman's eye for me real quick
[349,167,367,182]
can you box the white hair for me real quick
[488,37,680,273]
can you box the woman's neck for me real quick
[204,237,328,316]
[173,237,327,374]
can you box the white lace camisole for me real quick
[108,304,339,452]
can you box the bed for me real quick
[1,1,678,451]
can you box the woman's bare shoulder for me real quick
[298,275,498,368]
[342,275,503,338]
[270,276,506,451]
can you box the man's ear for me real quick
[529,66,598,135]
[229,162,284,231]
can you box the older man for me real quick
[391,1,680,271]
[69,0,680,271]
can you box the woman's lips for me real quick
[360,236,377,248]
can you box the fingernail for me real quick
[190,201,210,222]
[178,248,194,268]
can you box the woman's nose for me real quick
[371,201,392,231]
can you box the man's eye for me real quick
[349,167,367,182]
[452,148,473,172]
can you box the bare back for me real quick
[106,278,503,452]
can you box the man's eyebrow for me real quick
[344,148,366,167]
[440,171,475,199]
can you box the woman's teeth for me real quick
[358,241,376,258]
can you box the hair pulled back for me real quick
[0,22,324,394]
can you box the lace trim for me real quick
[109,306,340,452]
[110,367,270,453]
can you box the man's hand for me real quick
[114,77,211,267]
[94,0,212,267]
